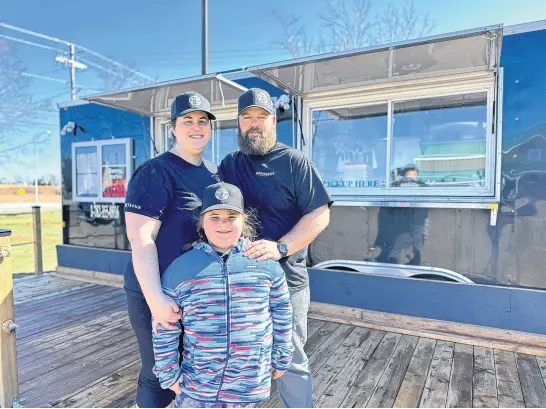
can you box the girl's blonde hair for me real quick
[197,208,259,243]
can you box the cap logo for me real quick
[188,95,202,108]
[256,91,269,105]
[215,187,229,201]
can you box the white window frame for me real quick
[71,138,133,203]
[303,72,498,202]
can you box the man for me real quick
[219,88,332,408]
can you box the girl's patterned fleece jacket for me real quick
[152,240,294,405]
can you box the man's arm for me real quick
[280,205,330,256]
[244,205,330,262]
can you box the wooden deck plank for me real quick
[263,324,355,408]
[516,353,546,408]
[19,327,135,383]
[260,320,343,407]
[20,344,140,408]
[19,335,138,395]
[16,297,127,340]
[366,334,419,408]
[494,350,525,408]
[13,276,91,303]
[52,360,141,408]
[16,290,124,331]
[316,330,385,408]
[473,346,498,408]
[16,310,128,356]
[446,343,473,408]
[18,312,130,367]
[307,318,326,340]
[393,337,436,408]
[536,356,546,388]
[14,284,115,314]
[419,340,454,408]
[311,327,371,401]
[341,332,402,408]
[16,287,123,326]
[303,321,341,357]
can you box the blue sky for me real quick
[1,0,546,182]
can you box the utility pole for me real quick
[69,44,76,100]
[56,45,87,100]
[202,0,208,75]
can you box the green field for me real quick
[0,210,62,274]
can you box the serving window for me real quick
[72,138,132,203]
[305,74,498,201]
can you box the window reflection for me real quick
[312,104,388,189]
[391,93,488,188]
[214,119,238,163]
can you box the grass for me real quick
[0,210,62,274]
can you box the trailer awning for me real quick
[83,74,247,117]
[247,25,503,97]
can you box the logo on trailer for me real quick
[215,188,229,201]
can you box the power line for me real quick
[0,34,64,53]
[16,72,101,92]
[1,31,152,86]
[0,22,154,81]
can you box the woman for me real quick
[123,91,218,408]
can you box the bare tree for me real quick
[274,0,434,58]
[0,45,54,170]
[98,59,155,92]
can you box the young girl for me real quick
[152,182,294,408]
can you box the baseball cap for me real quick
[201,182,244,215]
[171,91,216,121]
[238,88,274,116]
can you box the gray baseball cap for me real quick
[171,91,216,121]
[238,88,274,116]
[200,182,244,215]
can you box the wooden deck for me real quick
[12,273,546,408]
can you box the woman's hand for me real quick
[169,380,182,395]
[150,293,182,334]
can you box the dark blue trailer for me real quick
[57,20,546,336]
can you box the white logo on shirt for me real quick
[256,172,275,177]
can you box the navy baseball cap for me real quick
[201,182,244,215]
[171,91,216,121]
[238,88,274,116]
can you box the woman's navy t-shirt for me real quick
[123,151,218,294]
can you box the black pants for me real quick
[126,290,183,408]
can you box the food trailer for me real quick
[57,19,546,335]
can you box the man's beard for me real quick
[238,124,277,156]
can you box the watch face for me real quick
[278,242,288,256]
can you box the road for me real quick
[0,202,61,213]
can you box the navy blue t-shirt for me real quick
[218,143,333,289]
[123,151,218,293]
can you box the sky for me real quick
[1,0,546,182]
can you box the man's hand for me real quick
[150,293,182,334]
[169,380,182,395]
[244,240,282,262]
[272,369,286,380]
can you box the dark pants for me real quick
[126,290,183,408]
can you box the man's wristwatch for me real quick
[277,241,289,258]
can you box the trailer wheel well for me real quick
[410,274,458,282]
[323,266,359,272]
